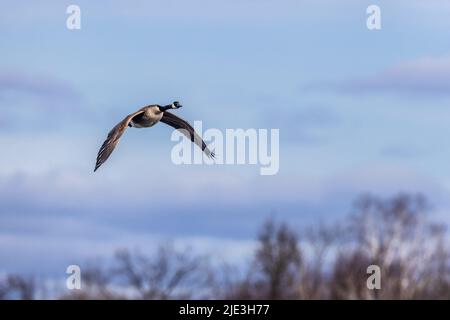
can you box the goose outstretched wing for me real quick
[160,111,215,158]
[94,109,145,172]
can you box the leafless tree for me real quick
[113,245,213,299]
[330,193,450,299]
[298,223,343,299]
[244,219,302,299]
[0,275,36,300]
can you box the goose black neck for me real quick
[160,104,172,112]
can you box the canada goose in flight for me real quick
[94,101,214,172]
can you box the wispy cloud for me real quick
[380,145,425,158]
[265,103,340,145]
[0,69,85,131]
[1,159,448,275]
[0,70,81,105]
[0,163,446,232]
[323,56,450,96]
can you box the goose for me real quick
[94,101,214,172]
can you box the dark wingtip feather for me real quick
[94,156,103,172]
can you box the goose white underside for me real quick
[130,119,161,128]
[130,107,163,128]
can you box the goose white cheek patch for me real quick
[170,121,280,176]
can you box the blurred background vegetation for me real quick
[1,193,449,300]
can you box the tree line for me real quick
[1,193,449,299]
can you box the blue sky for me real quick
[1,0,450,278]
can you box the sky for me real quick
[1,0,450,280]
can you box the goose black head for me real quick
[172,101,182,109]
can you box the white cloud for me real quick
[324,56,450,96]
